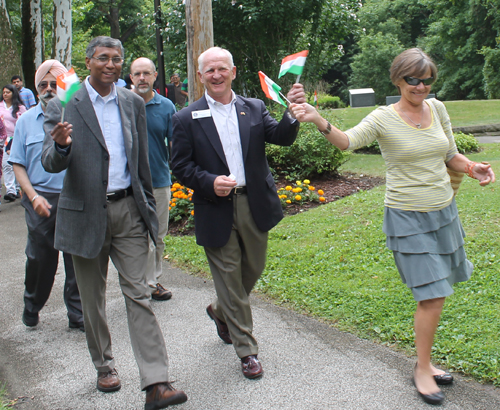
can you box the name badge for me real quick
[192,109,212,119]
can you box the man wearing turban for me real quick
[9,59,83,330]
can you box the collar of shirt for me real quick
[2,101,12,110]
[205,90,237,111]
[85,77,118,105]
[33,102,45,119]
[145,90,161,107]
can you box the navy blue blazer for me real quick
[171,94,299,247]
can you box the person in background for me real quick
[42,36,187,409]
[170,73,186,108]
[0,116,6,208]
[181,77,188,107]
[0,84,26,203]
[289,48,495,406]
[131,57,176,301]
[11,75,36,109]
[171,46,305,380]
[9,60,83,331]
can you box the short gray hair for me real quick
[390,48,437,87]
[198,47,234,72]
[86,36,124,59]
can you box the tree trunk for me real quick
[21,0,43,91]
[0,0,23,88]
[108,1,120,38]
[52,0,72,68]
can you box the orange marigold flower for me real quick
[319,196,326,202]
[285,186,292,191]
[308,186,315,191]
[191,210,195,216]
[171,202,176,207]
[172,183,182,189]
[168,207,171,211]
[318,189,324,195]
[295,195,302,201]
[292,187,303,193]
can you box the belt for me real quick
[106,186,133,202]
[233,186,247,195]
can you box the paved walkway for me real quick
[1,191,500,409]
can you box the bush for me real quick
[266,110,350,180]
[277,179,327,208]
[169,183,194,231]
[308,94,346,109]
[454,132,480,154]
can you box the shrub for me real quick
[266,111,350,180]
[169,183,194,230]
[318,95,346,109]
[454,132,480,154]
[276,179,327,208]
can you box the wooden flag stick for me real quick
[60,107,65,123]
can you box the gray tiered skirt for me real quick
[383,199,473,301]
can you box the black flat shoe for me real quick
[433,372,453,385]
[417,389,445,405]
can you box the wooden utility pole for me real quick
[154,0,166,97]
[185,0,213,104]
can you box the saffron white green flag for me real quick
[278,50,309,78]
[258,71,286,107]
[57,68,80,107]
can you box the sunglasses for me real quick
[404,76,435,86]
[38,81,57,90]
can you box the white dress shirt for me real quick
[85,78,130,192]
[206,91,246,186]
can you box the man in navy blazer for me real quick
[171,46,305,379]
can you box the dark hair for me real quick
[11,75,22,82]
[1,84,25,118]
[86,36,124,59]
[124,73,133,89]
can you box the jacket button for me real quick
[103,204,107,209]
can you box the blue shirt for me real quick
[85,78,131,192]
[9,103,65,193]
[18,87,36,109]
[145,91,176,188]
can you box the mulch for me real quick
[168,172,385,236]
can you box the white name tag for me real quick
[192,109,212,119]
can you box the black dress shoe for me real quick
[206,305,232,344]
[241,355,263,379]
[69,321,85,332]
[22,308,39,327]
[4,193,16,202]
[433,372,454,385]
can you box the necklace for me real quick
[398,103,423,129]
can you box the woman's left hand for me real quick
[472,162,496,186]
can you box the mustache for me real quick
[39,90,55,100]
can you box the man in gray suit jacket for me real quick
[42,36,187,410]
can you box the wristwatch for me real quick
[318,121,332,136]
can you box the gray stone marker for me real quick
[349,88,376,107]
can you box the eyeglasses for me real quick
[132,71,154,78]
[92,56,124,65]
[38,81,57,90]
[404,76,435,86]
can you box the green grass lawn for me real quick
[165,144,500,386]
[333,100,500,129]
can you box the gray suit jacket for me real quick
[42,85,158,259]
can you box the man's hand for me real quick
[50,122,73,147]
[287,83,306,104]
[32,195,52,218]
[214,175,237,197]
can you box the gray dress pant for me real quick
[72,195,169,390]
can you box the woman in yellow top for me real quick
[290,48,495,405]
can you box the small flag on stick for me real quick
[314,90,319,108]
[57,68,80,122]
[278,50,309,82]
[258,71,287,107]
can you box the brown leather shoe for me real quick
[206,305,232,344]
[145,382,188,410]
[241,355,263,379]
[96,369,121,392]
[152,283,172,301]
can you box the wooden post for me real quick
[185,0,213,104]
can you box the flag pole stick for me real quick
[279,91,291,105]
[60,107,65,123]
[295,74,301,83]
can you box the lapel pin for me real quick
[240,112,246,116]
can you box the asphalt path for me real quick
[1,189,500,410]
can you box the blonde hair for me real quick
[390,48,437,88]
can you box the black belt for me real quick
[233,186,247,195]
[106,186,133,202]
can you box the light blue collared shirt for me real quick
[85,78,130,192]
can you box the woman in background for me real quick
[290,48,495,405]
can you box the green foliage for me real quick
[317,95,346,109]
[165,144,500,386]
[349,32,404,104]
[481,46,500,99]
[454,132,480,154]
[266,109,350,179]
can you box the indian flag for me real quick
[278,50,309,78]
[258,71,286,107]
[56,68,80,107]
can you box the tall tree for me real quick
[20,0,43,91]
[52,0,72,67]
[0,0,23,87]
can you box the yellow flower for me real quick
[292,187,303,193]
[295,195,302,201]
[318,189,324,195]
[286,200,291,204]
[285,186,292,191]
[296,181,302,186]
[308,186,315,191]
[319,197,326,202]
[172,183,182,189]
[304,179,310,184]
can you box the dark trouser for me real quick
[22,191,82,324]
